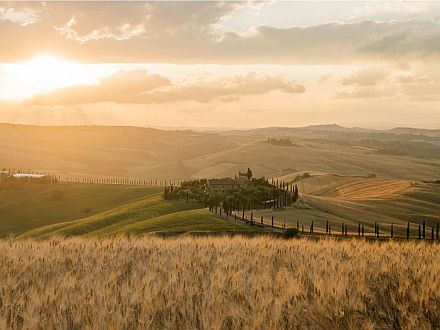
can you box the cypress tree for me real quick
[407,222,410,240]
[292,185,299,203]
[423,220,426,239]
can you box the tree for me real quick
[292,185,299,203]
[246,168,253,180]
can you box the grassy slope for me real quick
[103,209,259,235]
[0,183,162,237]
[20,193,266,238]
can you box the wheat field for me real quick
[1,237,439,329]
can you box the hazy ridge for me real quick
[1,123,440,181]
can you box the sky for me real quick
[1,1,440,129]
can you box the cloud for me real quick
[0,5,40,26]
[2,3,440,64]
[0,2,242,62]
[218,21,440,64]
[56,16,146,43]
[353,2,440,17]
[399,74,440,101]
[318,74,332,83]
[24,70,171,106]
[336,66,393,99]
[52,1,242,43]
[145,73,305,103]
[23,71,305,106]
[336,62,440,100]
[395,74,432,84]
[341,67,390,86]
[336,87,396,99]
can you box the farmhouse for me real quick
[206,177,248,193]
[207,178,240,192]
[238,171,248,179]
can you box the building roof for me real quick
[208,178,239,185]
[13,173,47,179]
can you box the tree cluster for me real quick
[264,137,293,146]
[164,176,300,216]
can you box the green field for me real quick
[110,208,261,235]
[0,182,270,238]
[0,183,164,237]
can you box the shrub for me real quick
[283,228,299,239]
[51,189,65,202]
[293,172,311,182]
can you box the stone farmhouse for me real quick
[206,170,250,193]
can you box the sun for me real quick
[0,54,112,101]
[23,54,76,79]
[18,54,84,92]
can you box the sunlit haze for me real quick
[0,1,439,128]
[0,54,111,100]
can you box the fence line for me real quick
[210,206,440,241]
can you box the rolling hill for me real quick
[1,123,440,181]
[0,183,162,237]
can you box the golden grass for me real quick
[318,178,412,200]
[1,237,440,329]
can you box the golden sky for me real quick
[1,1,440,128]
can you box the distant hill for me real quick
[388,127,440,137]
[1,123,440,181]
